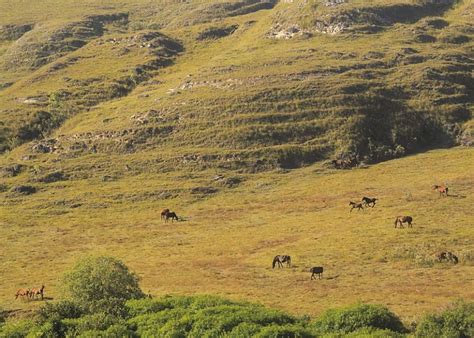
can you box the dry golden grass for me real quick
[1,147,473,320]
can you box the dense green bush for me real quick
[313,303,406,334]
[62,256,145,314]
[0,319,33,337]
[415,302,474,338]
[127,295,303,337]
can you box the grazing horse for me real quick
[15,288,30,300]
[30,285,45,300]
[272,255,291,269]
[394,216,413,228]
[349,201,364,212]
[161,208,170,220]
[433,185,449,197]
[332,159,347,169]
[362,197,377,208]
[310,267,324,280]
[165,212,179,222]
[436,252,458,264]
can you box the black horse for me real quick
[362,197,377,208]
[310,267,324,280]
[349,201,364,212]
[165,212,179,222]
[272,255,291,268]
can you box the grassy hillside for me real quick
[0,0,473,327]
[0,0,472,161]
[1,147,473,320]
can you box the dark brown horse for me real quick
[433,185,449,197]
[436,251,458,264]
[161,208,170,220]
[15,288,30,300]
[165,212,179,222]
[30,285,45,300]
[362,197,377,208]
[272,255,291,268]
[310,266,324,280]
[349,201,364,212]
[394,216,413,228]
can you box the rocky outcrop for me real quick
[0,23,34,41]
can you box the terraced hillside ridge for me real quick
[0,0,472,164]
[0,0,473,326]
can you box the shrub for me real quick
[0,319,33,337]
[313,303,406,334]
[62,256,145,314]
[415,301,474,338]
[255,323,315,337]
[0,307,5,325]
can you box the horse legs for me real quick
[311,272,315,280]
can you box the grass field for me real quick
[1,147,473,322]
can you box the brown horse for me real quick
[394,216,413,228]
[349,201,364,212]
[436,251,458,264]
[161,208,170,220]
[310,266,324,280]
[165,212,179,222]
[30,285,45,300]
[433,185,449,197]
[272,255,291,268]
[15,288,30,300]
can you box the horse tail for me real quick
[272,256,278,269]
[445,187,449,195]
[394,217,398,225]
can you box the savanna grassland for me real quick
[0,0,473,327]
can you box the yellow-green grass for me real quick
[1,147,473,320]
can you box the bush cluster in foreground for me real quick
[1,256,472,337]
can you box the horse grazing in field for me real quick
[332,159,348,169]
[349,201,364,212]
[310,267,324,280]
[165,212,179,222]
[394,216,413,228]
[362,197,377,208]
[433,185,449,197]
[15,288,30,300]
[161,208,170,220]
[30,285,45,300]
[272,255,291,269]
[436,251,458,264]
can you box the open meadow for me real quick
[1,147,473,322]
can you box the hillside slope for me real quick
[0,0,472,165]
[0,0,473,323]
[0,147,473,319]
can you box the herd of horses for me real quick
[15,285,44,301]
[270,183,456,280]
[15,184,456,298]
